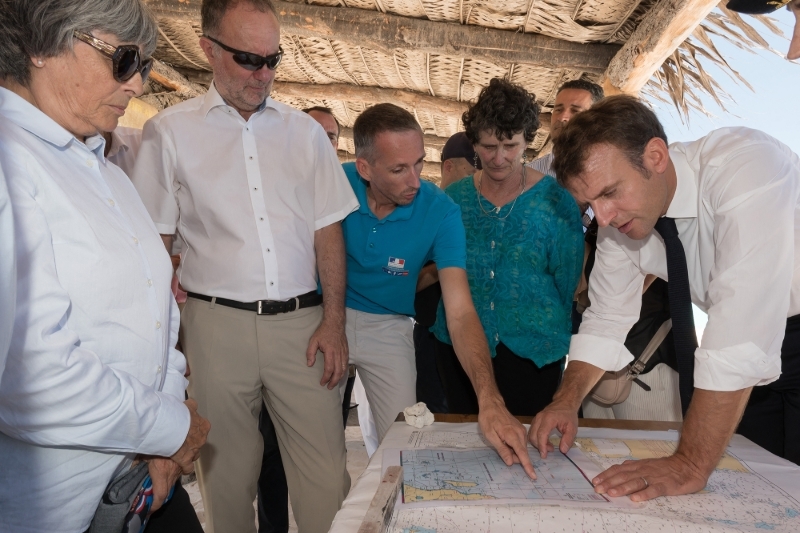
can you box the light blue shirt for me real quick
[0,87,189,533]
[342,162,466,316]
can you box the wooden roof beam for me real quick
[272,82,550,132]
[145,0,621,74]
[602,0,719,94]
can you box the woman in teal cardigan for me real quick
[432,78,584,416]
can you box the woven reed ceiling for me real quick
[144,0,726,170]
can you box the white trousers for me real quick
[582,363,683,422]
[339,308,417,444]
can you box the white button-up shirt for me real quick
[0,169,13,381]
[106,125,142,176]
[571,127,800,392]
[0,88,190,533]
[131,84,358,301]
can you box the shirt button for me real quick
[133,237,139,244]
[494,333,499,341]
[490,271,495,279]
[107,199,115,207]
[270,282,274,286]
[249,156,254,160]
[157,365,163,373]
[85,159,93,167]
[147,279,153,287]
[155,321,161,329]
[266,248,271,252]
[369,243,374,248]
[490,241,495,249]
[490,302,495,310]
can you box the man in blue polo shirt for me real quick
[339,103,534,476]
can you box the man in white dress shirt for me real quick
[132,1,358,531]
[0,170,13,382]
[529,95,800,500]
[104,125,142,176]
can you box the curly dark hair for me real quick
[462,78,540,145]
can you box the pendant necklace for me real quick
[477,165,527,220]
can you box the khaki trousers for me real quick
[582,363,683,422]
[182,298,349,533]
[339,308,417,443]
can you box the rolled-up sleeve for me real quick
[568,226,644,371]
[1,167,189,457]
[695,142,796,391]
[313,127,358,230]
[131,119,180,236]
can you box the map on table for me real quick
[400,447,607,504]
[391,438,800,532]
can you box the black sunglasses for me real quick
[204,35,283,71]
[73,31,153,83]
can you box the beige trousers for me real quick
[339,308,417,443]
[182,298,350,533]
[582,363,683,422]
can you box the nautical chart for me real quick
[400,447,607,504]
[391,438,800,532]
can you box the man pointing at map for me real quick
[529,96,800,501]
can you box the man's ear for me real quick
[443,159,454,174]
[355,157,372,183]
[643,137,670,175]
[198,37,217,65]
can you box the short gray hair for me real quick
[0,0,158,86]
[202,0,277,37]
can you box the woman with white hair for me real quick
[0,1,209,531]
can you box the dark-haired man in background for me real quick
[528,79,604,179]
[304,106,340,149]
[529,95,800,502]
[339,103,536,477]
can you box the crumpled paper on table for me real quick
[403,402,435,428]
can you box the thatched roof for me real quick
[140,0,778,178]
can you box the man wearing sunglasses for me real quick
[131,1,358,532]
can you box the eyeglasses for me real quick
[204,35,283,71]
[73,31,153,83]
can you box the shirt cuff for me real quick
[137,392,191,457]
[315,198,359,231]
[154,222,177,235]
[694,342,781,391]
[568,333,634,372]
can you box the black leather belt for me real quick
[188,290,322,315]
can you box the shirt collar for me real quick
[0,87,75,149]
[106,129,129,159]
[664,145,698,219]
[200,82,282,120]
[352,167,416,222]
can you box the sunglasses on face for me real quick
[204,35,283,71]
[73,31,153,83]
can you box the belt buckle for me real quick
[257,300,264,315]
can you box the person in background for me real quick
[530,96,800,505]
[131,1,358,531]
[432,78,584,418]
[413,132,480,415]
[255,105,342,533]
[727,0,799,60]
[528,79,604,179]
[104,125,143,175]
[340,103,536,478]
[0,1,210,531]
[304,106,340,150]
